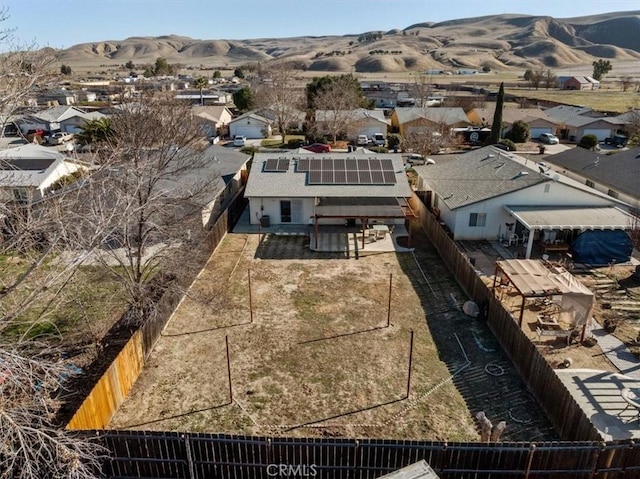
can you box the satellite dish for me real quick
[426,158,436,165]
[552,174,560,182]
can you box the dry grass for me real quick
[110,233,478,440]
[505,87,640,113]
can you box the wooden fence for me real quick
[408,194,602,441]
[66,190,247,431]
[98,430,640,479]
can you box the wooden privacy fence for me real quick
[98,430,640,479]
[66,190,246,431]
[408,194,602,441]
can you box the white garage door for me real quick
[231,124,263,139]
[530,127,552,138]
[582,129,610,141]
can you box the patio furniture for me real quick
[373,224,389,240]
[618,388,640,424]
[536,327,573,346]
[508,234,519,246]
[537,314,559,328]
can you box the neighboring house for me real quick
[543,147,640,208]
[557,76,600,90]
[468,107,561,138]
[244,151,413,231]
[198,145,251,226]
[15,106,96,135]
[544,105,593,124]
[390,107,471,137]
[413,145,634,258]
[563,116,621,142]
[193,105,234,137]
[39,89,76,106]
[77,91,98,102]
[258,106,306,134]
[228,112,272,139]
[314,108,390,140]
[174,90,232,105]
[0,144,84,203]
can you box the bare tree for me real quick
[409,72,432,108]
[543,69,557,90]
[74,93,219,325]
[0,8,106,477]
[621,76,635,92]
[254,63,304,138]
[402,122,456,156]
[311,75,363,143]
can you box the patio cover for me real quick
[504,205,636,231]
[314,197,407,218]
[497,259,595,327]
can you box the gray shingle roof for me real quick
[245,152,411,199]
[543,105,592,123]
[394,107,470,126]
[414,146,548,210]
[545,147,640,200]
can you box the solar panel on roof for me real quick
[347,170,359,183]
[321,170,333,183]
[264,158,279,171]
[382,170,396,184]
[357,159,369,171]
[277,158,289,171]
[321,158,332,171]
[369,158,382,171]
[334,170,347,184]
[297,158,310,172]
[345,159,357,170]
[359,170,372,184]
[381,159,394,172]
[371,170,385,184]
[309,160,321,171]
[334,158,345,170]
[309,170,322,184]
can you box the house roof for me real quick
[31,106,88,123]
[471,107,559,126]
[0,144,68,188]
[393,107,470,126]
[414,146,549,210]
[193,105,232,123]
[504,205,636,231]
[543,105,592,123]
[315,108,389,124]
[245,152,411,199]
[563,115,620,128]
[544,147,640,200]
[229,111,271,125]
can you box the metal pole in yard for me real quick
[226,335,233,403]
[406,329,414,399]
[248,268,253,324]
[387,273,393,328]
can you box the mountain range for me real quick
[57,11,640,73]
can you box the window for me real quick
[607,189,619,199]
[544,184,550,193]
[280,200,292,223]
[468,213,486,227]
[12,188,28,202]
[585,180,595,188]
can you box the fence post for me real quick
[523,444,536,479]
[387,273,393,328]
[406,330,414,399]
[184,434,195,479]
[226,335,233,404]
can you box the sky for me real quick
[3,0,639,49]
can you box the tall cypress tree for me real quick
[489,82,504,145]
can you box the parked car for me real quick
[604,135,628,148]
[232,135,246,147]
[302,143,331,153]
[372,133,386,146]
[357,135,369,146]
[45,132,74,145]
[539,133,559,145]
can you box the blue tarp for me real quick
[570,230,633,265]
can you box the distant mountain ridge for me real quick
[57,11,640,72]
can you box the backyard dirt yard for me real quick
[110,233,480,440]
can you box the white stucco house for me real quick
[414,146,636,258]
[0,144,85,203]
[228,112,272,139]
[244,151,413,237]
[314,108,390,141]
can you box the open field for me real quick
[506,87,640,113]
[110,230,557,441]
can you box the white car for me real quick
[233,135,246,147]
[46,132,74,145]
[372,133,386,146]
[539,133,559,145]
[356,135,369,146]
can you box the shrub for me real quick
[498,139,517,151]
[368,146,389,153]
[578,134,598,150]
[506,120,530,143]
[387,134,401,149]
[287,138,305,149]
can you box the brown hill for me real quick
[56,12,640,73]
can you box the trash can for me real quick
[260,215,270,227]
